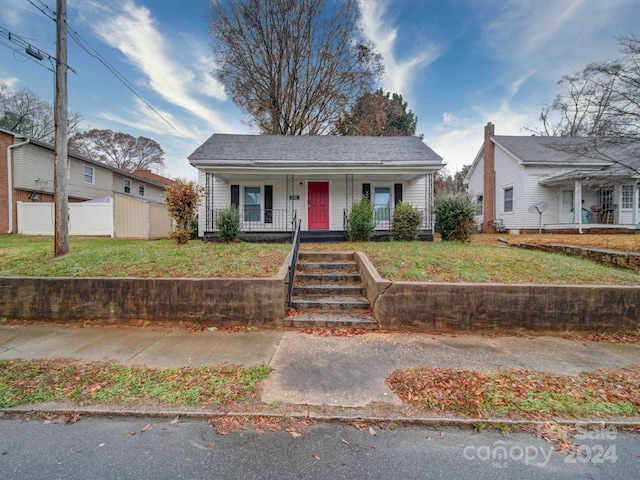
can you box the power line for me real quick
[0,25,74,73]
[26,0,197,148]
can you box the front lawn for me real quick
[302,242,639,285]
[0,236,290,278]
[0,235,637,284]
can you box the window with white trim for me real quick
[475,194,483,215]
[138,183,145,196]
[621,184,634,209]
[599,186,613,210]
[83,165,94,184]
[244,186,261,222]
[503,187,513,213]
[124,179,131,194]
[374,186,391,221]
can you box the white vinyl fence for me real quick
[17,194,172,238]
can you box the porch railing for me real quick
[342,207,434,231]
[209,208,292,231]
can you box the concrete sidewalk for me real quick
[2,325,639,413]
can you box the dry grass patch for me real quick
[387,365,640,420]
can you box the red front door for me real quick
[308,182,329,229]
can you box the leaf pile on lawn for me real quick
[208,416,316,437]
[0,359,271,408]
[386,365,640,419]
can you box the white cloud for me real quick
[478,0,626,79]
[0,2,32,29]
[358,0,439,96]
[0,76,20,89]
[97,98,206,141]
[430,100,537,174]
[79,0,236,133]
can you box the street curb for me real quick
[3,405,640,429]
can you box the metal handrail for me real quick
[286,217,302,312]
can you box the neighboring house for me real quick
[465,123,640,233]
[133,169,179,187]
[1,128,170,234]
[189,134,444,241]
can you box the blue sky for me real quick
[1,0,639,180]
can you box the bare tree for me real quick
[334,88,418,136]
[528,35,640,139]
[0,83,82,142]
[526,35,640,175]
[209,0,382,135]
[69,129,165,172]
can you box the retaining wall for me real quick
[0,262,288,326]
[510,242,640,273]
[355,254,640,333]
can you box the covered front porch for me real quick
[539,171,640,234]
[200,171,435,242]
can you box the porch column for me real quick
[345,174,353,213]
[286,174,295,229]
[205,172,215,231]
[574,180,582,234]
[634,182,640,225]
[424,173,433,230]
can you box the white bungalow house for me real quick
[465,123,640,233]
[188,134,444,241]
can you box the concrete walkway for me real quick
[1,325,639,412]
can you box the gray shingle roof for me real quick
[492,136,628,165]
[188,134,443,167]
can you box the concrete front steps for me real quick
[286,251,378,330]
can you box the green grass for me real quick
[0,236,289,278]
[304,241,639,285]
[0,359,272,408]
[0,236,637,284]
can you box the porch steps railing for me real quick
[286,217,302,312]
[285,251,378,329]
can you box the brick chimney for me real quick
[483,122,495,233]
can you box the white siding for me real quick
[493,146,525,230]
[466,155,484,197]
[14,143,114,199]
[12,144,54,194]
[465,156,485,226]
[197,169,207,237]
[404,176,426,209]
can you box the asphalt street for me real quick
[1,416,638,480]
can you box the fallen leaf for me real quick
[170,416,179,426]
[369,426,376,436]
[312,455,320,461]
[439,431,444,439]
[126,431,137,436]
[141,423,153,434]
[204,442,214,448]
[341,438,350,446]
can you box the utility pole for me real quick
[54,0,69,255]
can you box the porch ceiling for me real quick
[210,172,428,183]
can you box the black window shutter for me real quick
[264,185,273,224]
[394,183,403,206]
[230,185,239,207]
[362,183,371,200]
